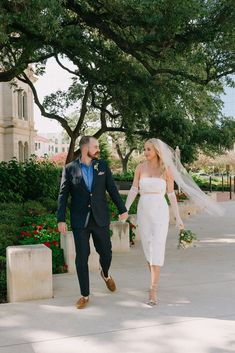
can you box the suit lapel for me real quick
[91,160,99,192]
[75,159,90,193]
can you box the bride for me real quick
[125,138,223,306]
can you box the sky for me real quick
[34,58,235,134]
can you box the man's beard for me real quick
[88,151,100,160]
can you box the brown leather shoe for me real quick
[76,296,89,309]
[101,271,116,292]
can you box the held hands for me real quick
[119,212,128,223]
[58,222,67,235]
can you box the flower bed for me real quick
[19,214,67,274]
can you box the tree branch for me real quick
[17,73,73,136]
[55,54,79,76]
[73,85,91,136]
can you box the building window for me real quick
[17,91,23,119]
[18,141,24,161]
[38,143,41,149]
[62,147,65,152]
[23,92,28,120]
[55,147,58,153]
[35,142,37,151]
[17,90,28,120]
[55,139,58,144]
[24,142,28,161]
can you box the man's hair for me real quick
[79,135,93,149]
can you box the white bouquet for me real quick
[178,229,197,249]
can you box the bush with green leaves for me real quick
[0,157,61,202]
[113,172,134,181]
[0,201,67,303]
[19,213,67,274]
[0,256,6,303]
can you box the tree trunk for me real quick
[66,138,77,164]
[121,158,128,173]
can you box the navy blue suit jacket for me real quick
[57,159,127,229]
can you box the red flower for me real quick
[32,223,36,227]
[44,242,51,247]
[52,241,59,247]
[21,231,31,237]
[33,230,38,235]
[55,227,60,233]
[37,225,43,230]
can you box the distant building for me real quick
[39,132,70,155]
[34,135,55,157]
[0,67,37,161]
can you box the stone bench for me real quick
[110,221,130,252]
[7,244,53,303]
[60,222,130,273]
[60,231,100,274]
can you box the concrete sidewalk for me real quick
[1,202,235,353]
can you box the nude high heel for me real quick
[146,285,158,306]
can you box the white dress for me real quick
[137,177,169,266]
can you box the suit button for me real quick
[90,193,92,196]
[88,205,91,208]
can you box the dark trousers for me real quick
[72,213,112,297]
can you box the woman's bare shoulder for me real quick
[135,162,146,172]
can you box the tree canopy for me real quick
[0,0,234,163]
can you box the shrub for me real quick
[0,158,61,203]
[0,224,20,257]
[0,256,6,303]
[19,213,67,274]
[38,197,58,213]
[23,201,47,216]
[23,157,61,200]
[113,172,134,181]
[0,203,24,226]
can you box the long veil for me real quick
[149,138,224,216]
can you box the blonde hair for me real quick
[146,138,168,177]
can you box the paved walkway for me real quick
[0,201,235,353]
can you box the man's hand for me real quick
[119,212,128,222]
[58,222,67,235]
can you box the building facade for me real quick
[39,133,70,155]
[34,135,55,157]
[0,67,37,162]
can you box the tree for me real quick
[1,1,234,85]
[110,133,142,173]
[1,0,234,164]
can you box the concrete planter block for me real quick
[110,221,130,252]
[7,244,53,303]
[60,231,99,273]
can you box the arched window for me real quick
[17,91,23,119]
[23,92,28,120]
[24,142,29,161]
[17,90,28,120]
[18,141,24,161]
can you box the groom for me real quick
[57,136,128,309]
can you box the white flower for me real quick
[94,163,99,171]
